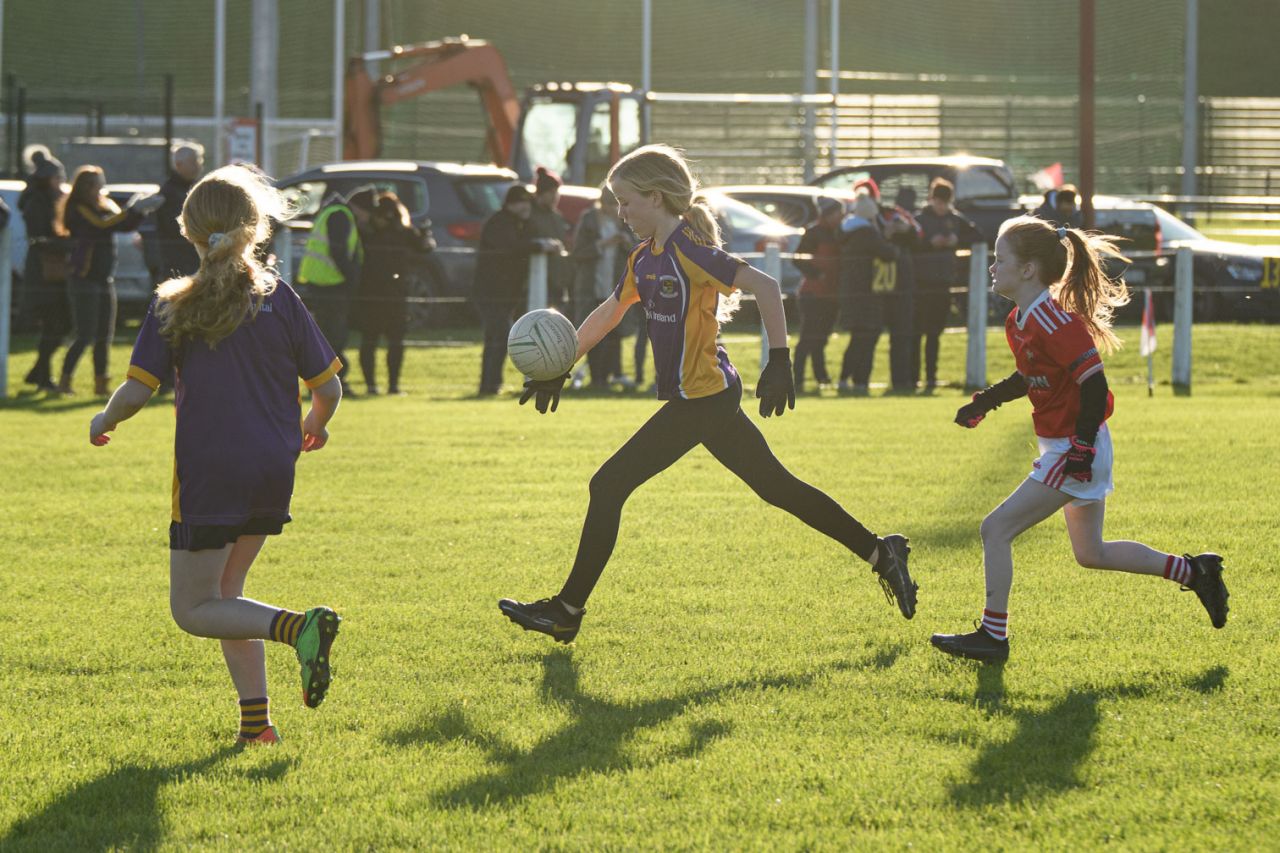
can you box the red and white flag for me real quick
[1139,288,1157,357]
[1030,163,1065,191]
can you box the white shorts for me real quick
[1029,424,1114,506]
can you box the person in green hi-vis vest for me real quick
[297,188,374,393]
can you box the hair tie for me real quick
[1056,226,1068,241]
[208,232,228,249]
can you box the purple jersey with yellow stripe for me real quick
[128,281,339,525]
[614,224,746,400]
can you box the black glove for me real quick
[756,348,796,418]
[519,373,569,414]
[954,372,1029,428]
[1062,436,1096,482]
[954,393,992,428]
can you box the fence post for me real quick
[1172,246,1193,390]
[761,243,782,367]
[964,243,988,391]
[275,222,295,282]
[0,224,11,398]
[526,250,548,313]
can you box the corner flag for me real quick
[1140,288,1156,395]
[1139,288,1157,357]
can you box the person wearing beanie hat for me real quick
[527,166,570,312]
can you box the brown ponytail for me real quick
[999,215,1130,353]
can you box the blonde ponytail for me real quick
[1059,228,1130,354]
[154,166,288,349]
[683,193,722,248]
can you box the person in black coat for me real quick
[355,192,433,395]
[474,184,540,395]
[912,178,981,390]
[20,148,70,392]
[154,144,204,279]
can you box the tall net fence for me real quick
[0,1,1274,192]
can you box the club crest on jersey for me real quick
[658,275,680,299]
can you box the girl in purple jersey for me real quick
[499,145,919,643]
[88,166,344,745]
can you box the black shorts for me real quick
[169,516,290,551]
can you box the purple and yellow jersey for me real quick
[128,281,340,524]
[613,224,746,400]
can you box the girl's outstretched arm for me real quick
[574,295,629,361]
[89,378,156,445]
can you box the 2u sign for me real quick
[1263,258,1280,290]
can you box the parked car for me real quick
[710,185,857,228]
[700,191,804,294]
[812,155,1025,244]
[1098,198,1279,322]
[2,179,158,324]
[275,160,525,327]
[0,179,31,325]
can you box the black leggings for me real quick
[557,379,879,607]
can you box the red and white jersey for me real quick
[1004,290,1114,438]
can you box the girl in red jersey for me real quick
[931,215,1230,662]
[498,145,918,643]
[88,166,344,743]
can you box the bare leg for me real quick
[980,478,1074,613]
[169,545,280,639]
[1062,499,1168,576]
[218,535,270,700]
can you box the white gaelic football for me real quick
[507,308,579,380]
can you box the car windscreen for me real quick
[1152,206,1206,242]
[455,178,517,218]
[708,193,791,231]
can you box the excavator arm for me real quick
[343,36,521,164]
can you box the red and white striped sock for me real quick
[980,609,1008,641]
[1163,555,1193,585]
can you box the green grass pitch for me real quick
[2,322,1278,850]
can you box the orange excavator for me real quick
[344,35,644,187]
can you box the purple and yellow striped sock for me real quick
[238,697,271,739]
[269,609,305,647]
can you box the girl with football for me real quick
[88,165,344,743]
[500,144,918,642]
[931,215,1230,662]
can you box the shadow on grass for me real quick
[1,746,294,851]
[385,645,900,810]
[0,387,120,413]
[948,663,1229,808]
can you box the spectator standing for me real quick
[791,196,844,392]
[1032,184,1083,230]
[59,165,158,396]
[474,184,539,395]
[570,186,633,389]
[527,166,570,308]
[912,178,981,390]
[155,143,205,279]
[838,194,899,394]
[296,188,373,395]
[20,148,70,393]
[355,192,432,395]
[884,186,921,392]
